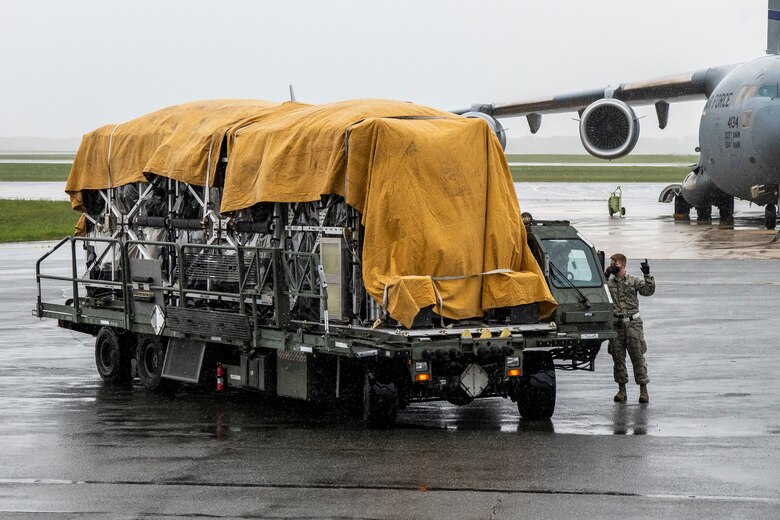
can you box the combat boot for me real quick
[614,384,627,402]
[639,384,649,403]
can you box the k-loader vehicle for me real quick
[34,99,615,427]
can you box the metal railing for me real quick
[35,236,329,337]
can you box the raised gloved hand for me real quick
[640,259,650,275]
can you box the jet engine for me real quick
[579,99,640,160]
[462,111,507,150]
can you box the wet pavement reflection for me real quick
[611,405,649,436]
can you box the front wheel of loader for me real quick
[363,369,398,429]
[516,350,556,420]
[95,327,132,384]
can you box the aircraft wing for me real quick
[456,64,739,159]
[458,64,739,125]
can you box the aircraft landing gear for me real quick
[658,184,692,220]
[716,196,734,224]
[765,204,777,230]
[674,194,691,220]
[695,205,712,222]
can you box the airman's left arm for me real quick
[636,259,655,297]
[636,275,655,297]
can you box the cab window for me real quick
[541,239,602,288]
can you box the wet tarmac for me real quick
[0,182,68,201]
[518,182,780,260]
[2,188,780,518]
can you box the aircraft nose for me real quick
[751,105,780,168]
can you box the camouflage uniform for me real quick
[607,272,655,385]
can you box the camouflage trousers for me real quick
[608,320,649,385]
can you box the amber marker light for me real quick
[415,373,431,382]
[506,369,521,377]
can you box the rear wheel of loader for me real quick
[516,350,556,420]
[136,336,171,392]
[363,369,398,429]
[95,327,132,384]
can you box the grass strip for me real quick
[0,155,696,183]
[510,165,689,183]
[0,153,75,161]
[505,154,698,164]
[0,163,71,182]
[0,200,78,243]
[0,156,693,184]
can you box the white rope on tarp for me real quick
[430,268,513,281]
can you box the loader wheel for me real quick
[95,327,132,384]
[363,369,398,429]
[516,350,556,420]
[136,336,171,392]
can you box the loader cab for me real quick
[542,239,603,289]
[524,218,613,332]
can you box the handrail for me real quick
[35,236,72,318]
[37,236,331,338]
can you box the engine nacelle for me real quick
[680,168,715,207]
[579,99,640,160]
[462,111,507,150]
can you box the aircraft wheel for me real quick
[673,194,691,220]
[95,327,132,384]
[515,351,556,420]
[718,198,734,223]
[765,204,777,230]
[695,206,712,222]
[620,207,626,216]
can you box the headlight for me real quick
[505,356,520,368]
[414,361,429,372]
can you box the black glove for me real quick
[640,259,650,275]
[605,265,620,277]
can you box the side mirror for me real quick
[597,250,606,271]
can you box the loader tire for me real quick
[95,327,132,384]
[516,350,556,420]
[136,336,171,392]
[363,370,398,429]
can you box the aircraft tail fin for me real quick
[768,0,780,53]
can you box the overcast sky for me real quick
[1,1,767,142]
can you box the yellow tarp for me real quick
[66,98,556,326]
[343,116,556,326]
[65,99,305,211]
[221,99,456,211]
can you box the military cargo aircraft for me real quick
[459,1,780,229]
